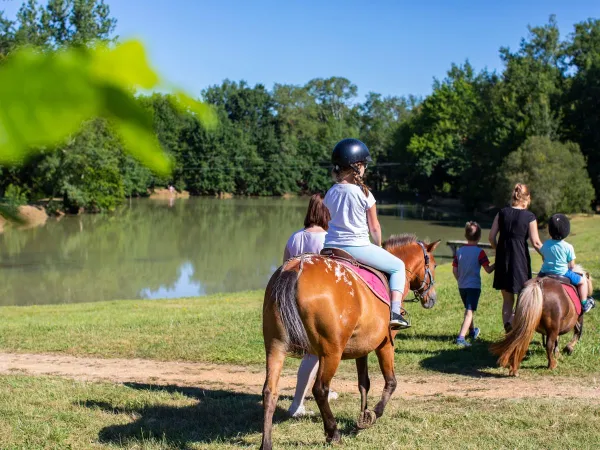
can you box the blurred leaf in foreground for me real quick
[0,40,217,177]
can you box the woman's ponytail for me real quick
[511,183,531,207]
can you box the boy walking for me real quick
[453,221,495,347]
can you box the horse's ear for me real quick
[427,240,441,253]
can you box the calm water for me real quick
[0,198,489,306]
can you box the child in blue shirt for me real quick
[453,222,495,347]
[539,214,595,313]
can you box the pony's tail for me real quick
[272,267,310,354]
[491,281,543,373]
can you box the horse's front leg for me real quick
[355,355,376,429]
[373,341,397,418]
[565,316,584,355]
[313,353,343,444]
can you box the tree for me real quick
[498,136,594,219]
[562,19,600,199]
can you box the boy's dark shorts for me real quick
[459,288,481,311]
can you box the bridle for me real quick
[405,241,435,301]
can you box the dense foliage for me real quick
[1,2,599,215]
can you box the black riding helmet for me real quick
[332,138,372,170]
[548,213,570,240]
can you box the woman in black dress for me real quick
[489,183,543,332]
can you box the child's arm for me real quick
[480,250,494,273]
[452,255,459,281]
[569,260,575,270]
[484,263,495,274]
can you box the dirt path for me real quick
[1,352,598,400]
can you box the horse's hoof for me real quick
[564,346,573,356]
[326,430,341,444]
[508,370,518,377]
[356,409,377,429]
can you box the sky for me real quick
[3,0,600,99]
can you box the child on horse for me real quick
[323,138,409,329]
[452,221,495,347]
[538,214,595,313]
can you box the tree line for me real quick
[1,1,599,219]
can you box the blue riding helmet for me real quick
[332,138,372,170]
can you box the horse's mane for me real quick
[573,264,591,280]
[383,233,426,252]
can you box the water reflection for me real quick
[0,198,487,306]
[140,262,204,299]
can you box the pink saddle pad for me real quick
[562,283,582,316]
[336,260,390,306]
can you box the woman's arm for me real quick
[529,220,543,256]
[488,214,499,250]
[366,206,382,247]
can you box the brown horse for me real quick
[261,234,440,449]
[491,265,592,376]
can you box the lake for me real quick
[0,198,490,306]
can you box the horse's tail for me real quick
[491,280,543,371]
[271,265,310,354]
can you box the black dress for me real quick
[493,207,536,294]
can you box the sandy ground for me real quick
[1,352,598,400]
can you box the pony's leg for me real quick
[260,345,286,450]
[356,355,376,429]
[565,316,584,355]
[373,342,397,418]
[545,330,559,370]
[313,353,342,444]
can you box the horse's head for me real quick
[383,234,441,309]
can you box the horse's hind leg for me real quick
[545,330,559,370]
[373,342,397,418]
[355,355,376,429]
[565,316,584,355]
[260,344,286,450]
[313,353,342,444]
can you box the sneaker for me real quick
[456,337,471,348]
[390,311,410,329]
[469,328,480,340]
[583,297,596,314]
[289,404,315,418]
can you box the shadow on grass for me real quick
[395,337,505,377]
[83,383,292,448]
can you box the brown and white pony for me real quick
[261,234,440,449]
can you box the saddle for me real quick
[538,273,582,316]
[320,247,391,306]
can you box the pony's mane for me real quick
[383,233,425,251]
[573,264,591,279]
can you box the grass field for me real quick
[0,215,599,448]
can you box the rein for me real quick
[405,241,435,301]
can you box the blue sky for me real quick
[3,0,600,99]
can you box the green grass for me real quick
[0,374,599,449]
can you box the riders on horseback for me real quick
[538,213,595,313]
[323,138,409,329]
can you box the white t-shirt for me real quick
[323,183,376,246]
[283,229,327,262]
